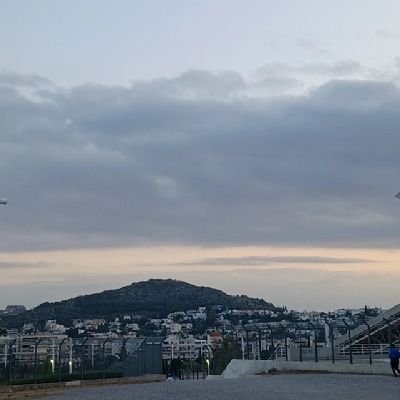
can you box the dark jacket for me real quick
[388,347,400,359]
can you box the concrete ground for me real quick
[36,373,400,400]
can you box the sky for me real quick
[1,0,400,311]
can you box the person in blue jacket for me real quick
[388,344,400,377]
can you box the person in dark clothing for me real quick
[388,344,400,377]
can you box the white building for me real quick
[162,335,212,360]
[44,320,66,334]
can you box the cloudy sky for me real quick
[1,0,400,311]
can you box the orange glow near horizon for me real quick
[1,245,399,310]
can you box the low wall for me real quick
[222,360,274,379]
[0,374,165,394]
[222,359,392,379]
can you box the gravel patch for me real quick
[36,374,400,400]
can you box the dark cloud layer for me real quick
[1,70,400,251]
[178,256,374,266]
[256,60,364,79]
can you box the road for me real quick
[35,373,400,400]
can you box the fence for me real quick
[162,358,209,380]
[233,321,397,366]
[0,336,163,385]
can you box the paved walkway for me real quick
[37,374,400,400]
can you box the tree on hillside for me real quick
[210,336,239,375]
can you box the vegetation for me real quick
[0,279,277,328]
[210,336,240,374]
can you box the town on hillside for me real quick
[0,301,383,380]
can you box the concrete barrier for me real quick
[0,374,165,394]
[222,359,392,379]
[222,360,274,378]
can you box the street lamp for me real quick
[308,322,319,363]
[324,318,335,364]
[362,319,372,365]
[279,323,289,361]
[342,319,353,364]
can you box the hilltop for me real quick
[0,279,277,328]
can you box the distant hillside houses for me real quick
[0,294,385,364]
[72,319,106,330]
[162,334,213,360]
[226,309,279,317]
[186,307,207,320]
[0,305,26,316]
[44,320,66,334]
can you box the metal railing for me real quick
[0,335,163,385]
[338,343,390,356]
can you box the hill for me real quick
[0,279,277,328]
